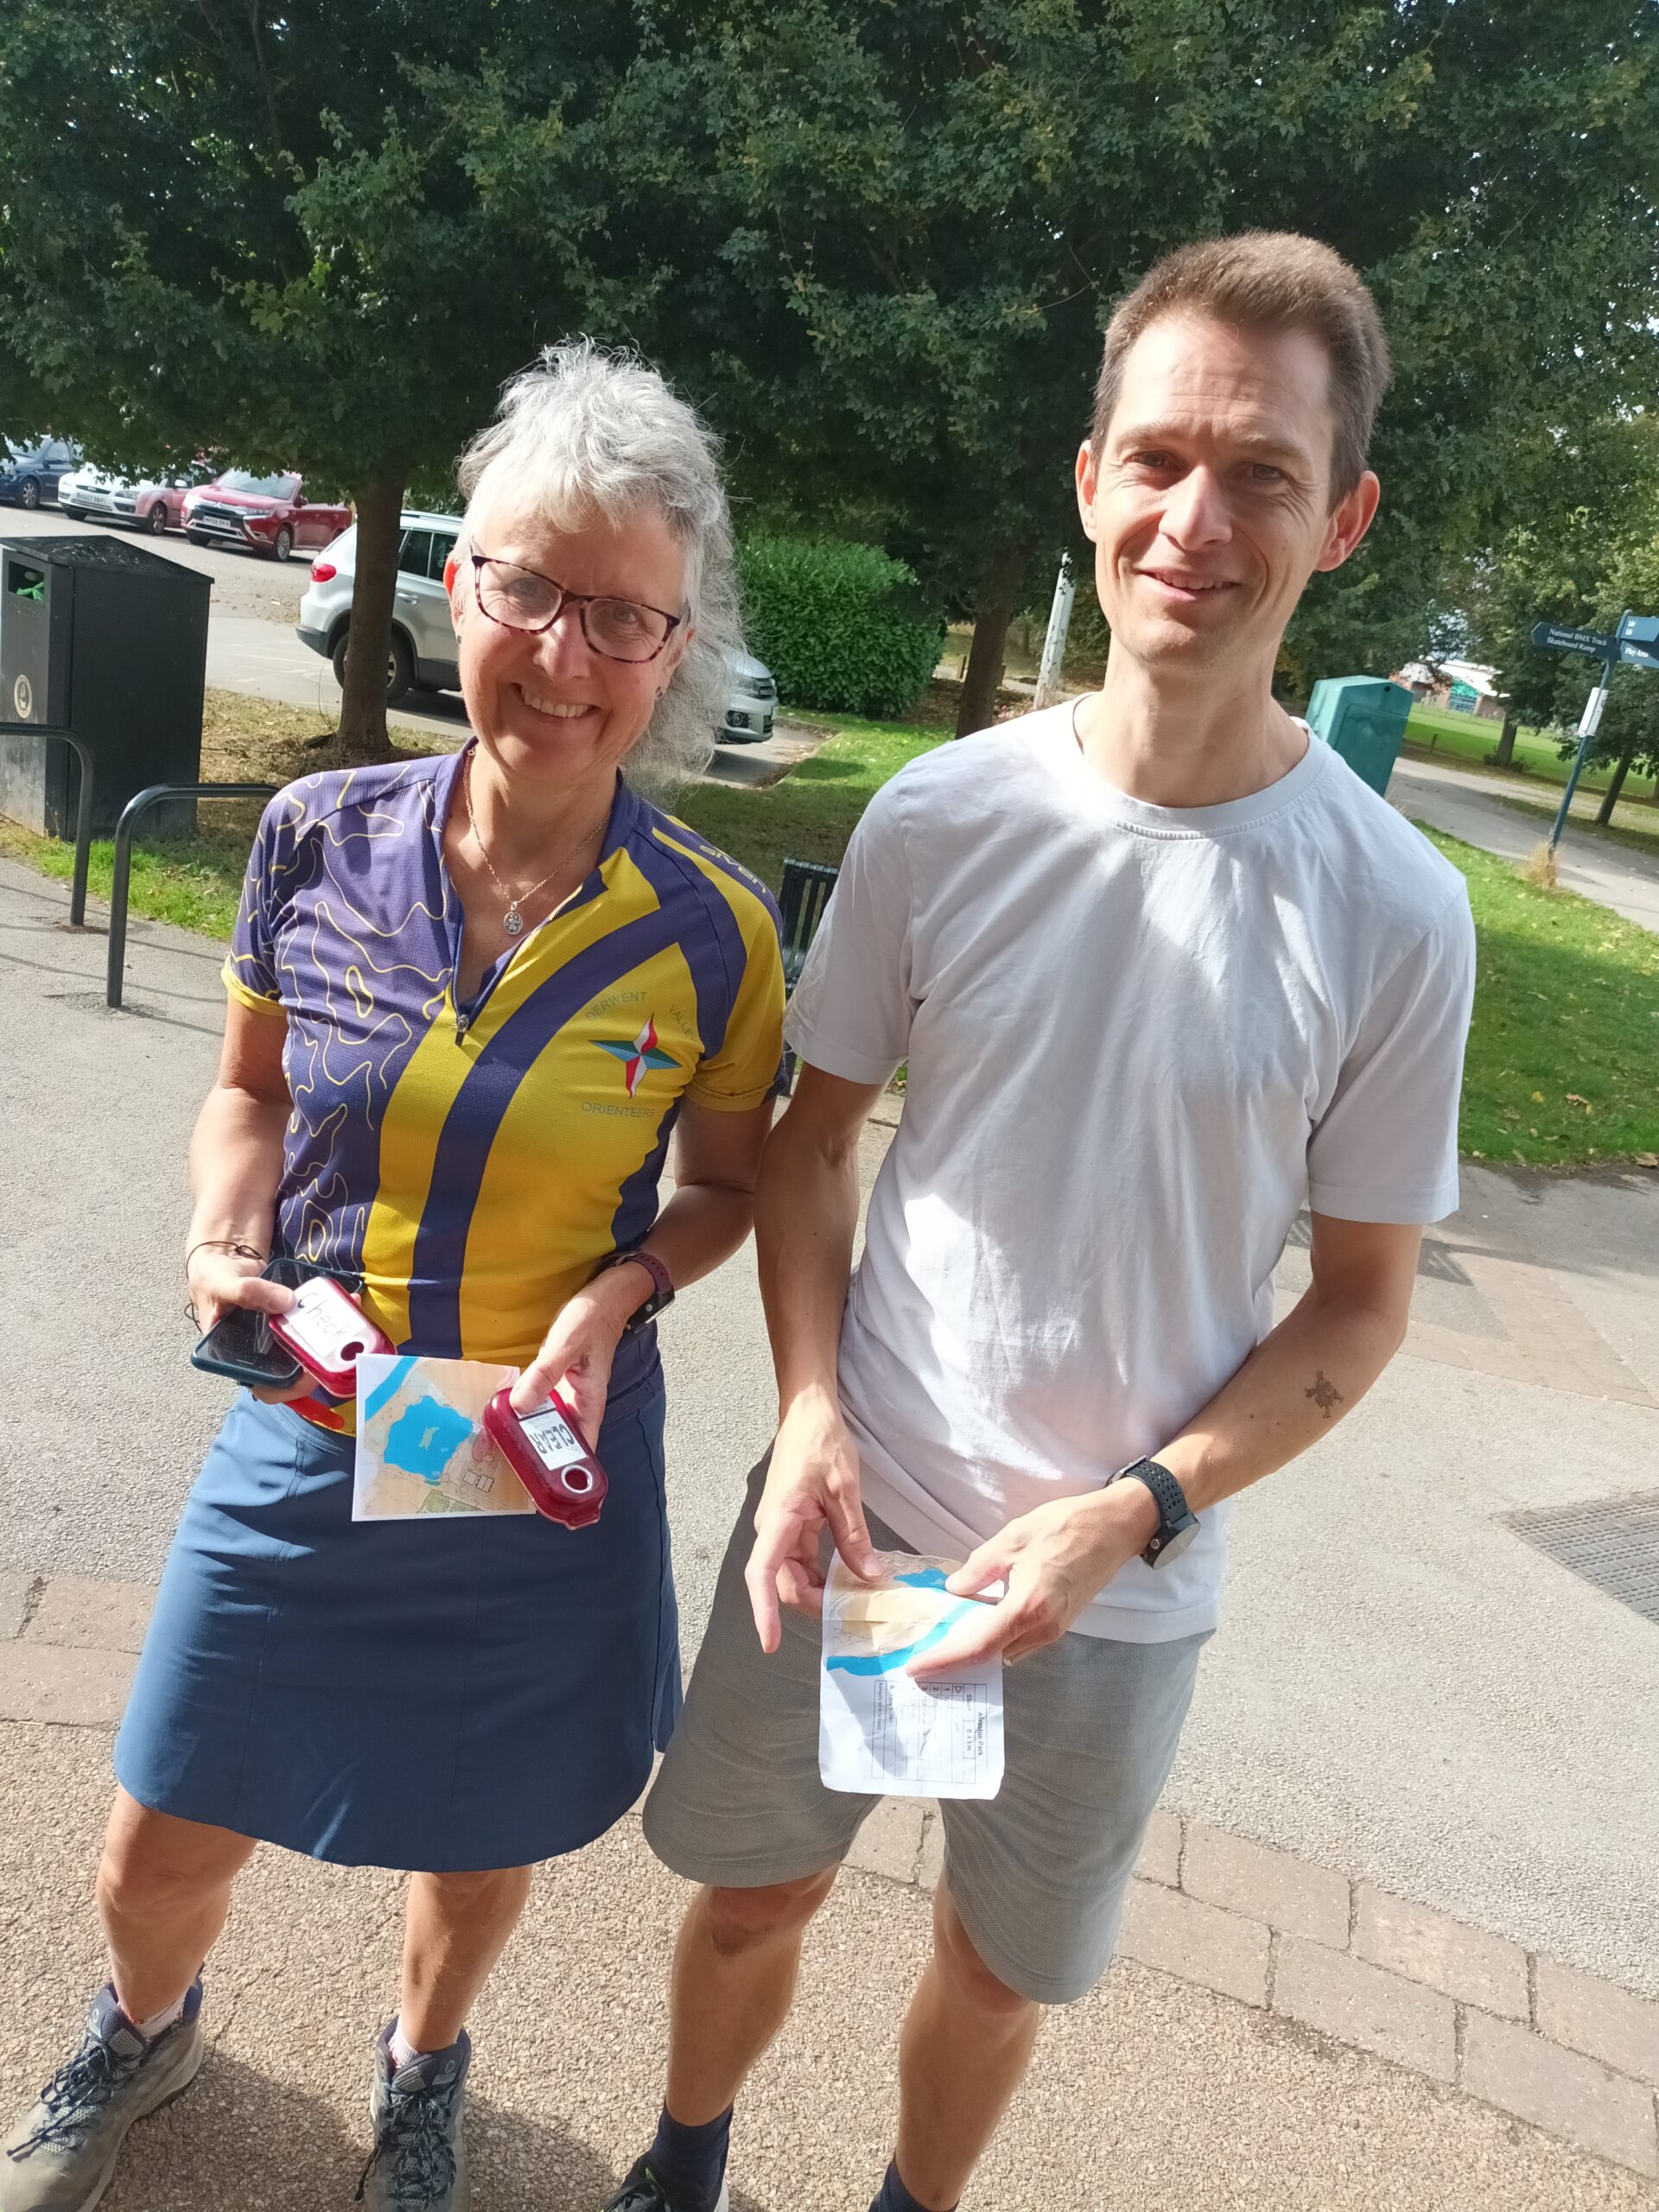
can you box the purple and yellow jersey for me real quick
[222,749,785,1433]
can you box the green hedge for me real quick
[736,534,944,719]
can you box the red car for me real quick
[181,470,352,563]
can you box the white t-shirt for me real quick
[785,703,1476,1642]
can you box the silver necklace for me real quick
[463,751,605,938]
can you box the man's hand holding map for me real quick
[819,1552,1005,1800]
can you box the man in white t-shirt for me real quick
[607,233,1475,2212]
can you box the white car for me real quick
[297,509,462,703]
[57,464,194,533]
[299,508,778,736]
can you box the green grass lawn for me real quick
[7,693,1655,1166]
[674,715,945,887]
[1418,828,1659,1166]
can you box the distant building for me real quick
[1389,658,1507,722]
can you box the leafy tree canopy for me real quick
[3,0,1656,753]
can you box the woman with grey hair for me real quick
[1,342,785,2212]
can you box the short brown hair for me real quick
[1090,232,1391,503]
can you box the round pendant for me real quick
[503,906,524,938]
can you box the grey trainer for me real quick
[0,1981,203,2212]
[356,2024,469,2209]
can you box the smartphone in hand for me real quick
[190,1257,385,1394]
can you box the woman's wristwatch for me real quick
[591,1247,675,1333]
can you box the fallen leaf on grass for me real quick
[1636,1154,1659,1169]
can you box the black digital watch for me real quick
[1108,1457,1201,1569]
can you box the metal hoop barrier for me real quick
[0,721,97,926]
[107,781,277,1010]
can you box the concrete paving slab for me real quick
[2,1725,1655,2212]
[24,1575,153,1654]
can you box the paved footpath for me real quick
[1390,753,1659,934]
[4,856,1659,2204]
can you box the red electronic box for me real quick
[269,1274,393,1397]
[482,1386,607,1529]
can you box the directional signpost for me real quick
[1529,611,1659,851]
[1529,622,1618,661]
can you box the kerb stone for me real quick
[1535,1955,1659,2088]
[1273,1936,1455,2082]
[1462,2012,1659,2177]
[1182,1821,1351,1948]
[1353,1885,1529,2019]
[1116,1878,1269,2008]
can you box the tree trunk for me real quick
[334,464,406,764]
[1492,711,1518,768]
[954,543,1028,739]
[1595,738,1637,826]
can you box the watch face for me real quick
[1147,1516,1201,1568]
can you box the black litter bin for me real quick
[0,534,211,837]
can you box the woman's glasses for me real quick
[469,553,683,664]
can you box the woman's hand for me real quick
[187,1244,310,1406]
[510,1268,645,1443]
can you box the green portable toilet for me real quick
[1305,676,1412,798]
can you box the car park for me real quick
[58,462,203,534]
[0,436,80,510]
[182,470,351,561]
[299,510,781,732]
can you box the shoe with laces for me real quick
[356,2024,469,2210]
[0,1981,203,2212]
[601,2156,729,2212]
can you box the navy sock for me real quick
[872,2158,956,2212]
[645,2103,732,2212]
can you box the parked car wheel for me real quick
[332,626,414,706]
[146,501,169,534]
[17,478,40,511]
[272,525,295,563]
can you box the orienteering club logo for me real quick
[595,1016,677,1097]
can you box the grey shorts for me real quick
[644,1461,1210,2004]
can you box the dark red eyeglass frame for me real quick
[469,552,684,664]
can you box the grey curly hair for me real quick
[454,340,740,787]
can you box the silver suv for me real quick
[297,510,461,703]
[297,507,777,738]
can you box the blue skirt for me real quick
[115,1389,681,1872]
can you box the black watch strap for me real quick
[1112,1457,1199,1567]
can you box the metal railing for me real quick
[107,781,276,1009]
[0,721,96,925]
[779,855,839,993]
[777,855,840,1096]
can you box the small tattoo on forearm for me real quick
[1306,1370,1343,1420]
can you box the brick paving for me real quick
[8,1569,1657,2182]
